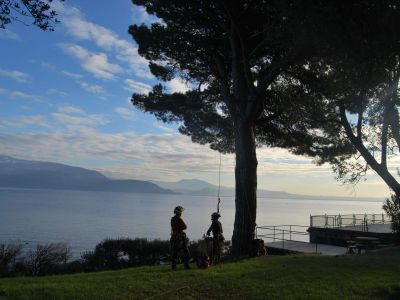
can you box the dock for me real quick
[266,241,347,256]
[257,213,394,255]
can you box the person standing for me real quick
[170,206,191,269]
[206,212,224,265]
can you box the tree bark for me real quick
[231,115,258,255]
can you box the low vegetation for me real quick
[0,247,399,299]
[0,238,219,277]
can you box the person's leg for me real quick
[182,241,191,269]
[213,238,221,264]
[171,244,178,269]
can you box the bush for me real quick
[383,194,400,235]
[0,244,22,276]
[24,243,71,276]
[81,238,171,271]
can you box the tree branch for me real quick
[381,107,389,168]
[211,52,234,114]
[339,100,400,194]
[356,92,365,140]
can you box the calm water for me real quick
[0,188,385,256]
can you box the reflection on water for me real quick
[0,188,385,256]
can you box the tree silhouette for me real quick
[128,0,340,255]
[0,0,64,31]
[289,1,400,195]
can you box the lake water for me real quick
[0,188,385,257]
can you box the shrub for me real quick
[81,238,170,271]
[24,243,71,276]
[383,194,400,235]
[0,244,22,276]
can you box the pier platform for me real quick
[266,241,347,256]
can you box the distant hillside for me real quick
[154,179,297,198]
[153,178,384,202]
[0,155,174,194]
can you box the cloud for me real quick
[165,78,190,93]
[0,69,29,83]
[51,105,108,127]
[58,105,85,115]
[0,29,20,40]
[124,79,152,94]
[0,115,51,129]
[115,107,135,120]
[0,125,394,197]
[58,5,152,79]
[47,89,68,97]
[0,130,221,180]
[61,44,122,80]
[62,70,83,79]
[131,4,163,25]
[152,122,176,133]
[0,87,40,101]
[79,81,105,94]
[52,112,108,126]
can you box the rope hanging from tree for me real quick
[217,151,222,214]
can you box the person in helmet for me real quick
[170,206,191,269]
[206,212,224,265]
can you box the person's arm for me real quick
[179,218,187,231]
[206,223,212,236]
[218,221,223,234]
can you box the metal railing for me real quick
[310,213,391,232]
[256,225,318,252]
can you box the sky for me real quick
[0,0,395,198]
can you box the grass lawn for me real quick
[0,248,399,300]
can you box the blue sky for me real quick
[0,0,393,198]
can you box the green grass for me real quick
[1,249,400,300]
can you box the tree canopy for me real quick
[0,0,64,31]
[288,1,400,195]
[128,0,348,254]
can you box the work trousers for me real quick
[170,232,190,269]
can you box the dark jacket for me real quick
[207,220,223,237]
[171,215,187,234]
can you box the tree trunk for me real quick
[231,116,258,255]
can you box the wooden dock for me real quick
[266,241,348,256]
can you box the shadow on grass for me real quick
[373,285,400,300]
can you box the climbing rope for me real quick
[217,151,222,214]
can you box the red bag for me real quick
[197,256,210,269]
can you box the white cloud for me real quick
[0,29,20,40]
[0,87,40,101]
[130,5,162,25]
[152,122,176,133]
[0,69,29,83]
[0,115,51,129]
[165,78,190,93]
[0,126,394,197]
[58,5,152,79]
[47,89,68,97]
[79,81,105,94]
[0,130,221,180]
[115,107,135,120]
[124,79,152,94]
[61,44,122,80]
[51,106,108,127]
[62,70,83,79]
[52,112,108,126]
[58,105,85,115]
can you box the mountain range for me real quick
[0,155,173,194]
[0,155,383,201]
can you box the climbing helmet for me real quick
[174,206,185,214]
